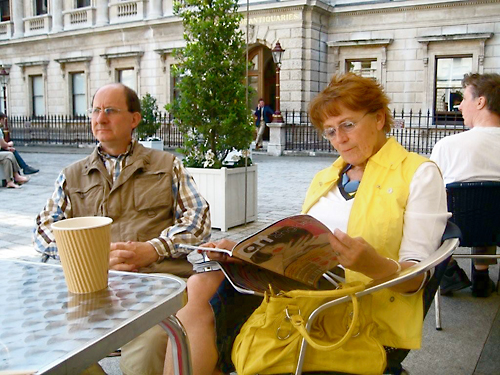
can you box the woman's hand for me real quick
[200,239,240,263]
[328,229,399,280]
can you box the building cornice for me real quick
[333,0,500,16]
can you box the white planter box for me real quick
[187,165,258,231]
[138,139,164,151]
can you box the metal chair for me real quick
[294,220,460,375]
[433,181,500,330]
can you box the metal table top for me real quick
[0,259,186,375]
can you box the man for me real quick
[254,98,274,149]
[431,73,500,298]
[0,113,39,175]
[33,83,211,374]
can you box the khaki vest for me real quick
[302,137,429,349]
[65,143,175,244]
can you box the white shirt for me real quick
[430,127,500,185]
[307,162,450,262]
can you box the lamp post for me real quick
[271,41,285,123]
[0,67,10,141]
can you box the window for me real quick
[34,0,48,16]
[76,0,91,8]
[118,68,135,91]
[347,59,377,78]
[71,72,86,117]
[0,0,10,22]
[435,56,472,113]
[32,75,45,116]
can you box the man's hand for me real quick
[109,241,159,271]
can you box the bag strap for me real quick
[289,293,359,351]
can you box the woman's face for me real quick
[323,105,387,168]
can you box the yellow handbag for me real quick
[232,282,387,375]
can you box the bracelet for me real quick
[387,257,402,274]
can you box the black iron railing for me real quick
[6,113,184,149]
[282,109,466,154]
[6,110,466,155]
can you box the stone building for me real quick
[0,0,498,121]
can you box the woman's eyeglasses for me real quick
[322,112,371,140]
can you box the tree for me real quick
[137,93,160,140]
[167,0,254,168]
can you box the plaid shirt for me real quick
[33,142,211,261]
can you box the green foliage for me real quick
[137,93,160,140]
[166,0,254,169]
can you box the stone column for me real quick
[52,0,63,33]
[267,123,287,156]
[148,0,163,19]
[12,0,24,38]
[163,0,174,17]
[96,0,109,27]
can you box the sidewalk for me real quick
[1,147,499,374]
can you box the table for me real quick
[0,259,189,375]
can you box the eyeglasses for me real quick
[322,112,371,140]
[87,107,126,117]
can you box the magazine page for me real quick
[231,215,339,287]
[217,262,316,295]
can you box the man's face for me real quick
[90,85,141,154]
[458,86,481,128]
[259,100,265,107]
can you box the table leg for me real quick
[160,315,193,375]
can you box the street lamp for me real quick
[271,41,285,123]
[0,67,10,141]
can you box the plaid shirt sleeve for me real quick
[33,171,72,258]
[148,157,211,261]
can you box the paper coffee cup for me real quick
[52,216,113,294]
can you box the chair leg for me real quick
[497,265,500,295]
[434,288,442,330]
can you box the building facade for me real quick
[0,0,499,121]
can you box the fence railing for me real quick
[282,109,466,155]
[6,109,466,155]
[6,113,184,149]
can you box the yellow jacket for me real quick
[302,137,428,349]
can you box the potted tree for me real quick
[167,0,257,231]
[137,93,163,150]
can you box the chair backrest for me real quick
[446,181,500,247]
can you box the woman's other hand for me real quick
[328,229,399,280]
[200,239,239,263]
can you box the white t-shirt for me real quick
[430,127,500,185]
[307,162,450,262]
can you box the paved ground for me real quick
[1,146,499,374]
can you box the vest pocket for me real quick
[69,182,104,216]
[134,172,172,212]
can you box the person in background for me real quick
[431,72,500,298]
[0,148,29,188]
[163,73,449,375]
[254,98,274,149]
[33,83,211,375]
[0,113,39,175]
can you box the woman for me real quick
[0,151,28,188]
[164,73,449,375]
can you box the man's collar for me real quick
[97,140,136,159]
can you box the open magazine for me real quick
[178,215,344,295]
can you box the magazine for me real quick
[179,214,343,294]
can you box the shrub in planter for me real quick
[166,0,254,169]
[137,93,161,141]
